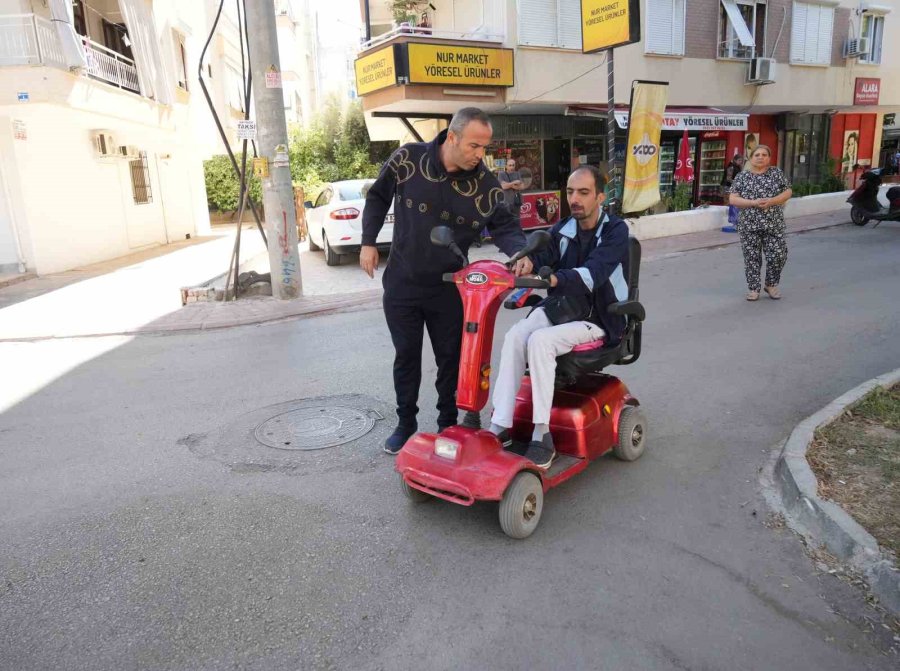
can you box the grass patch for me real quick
[807,384,900,556]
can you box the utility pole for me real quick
[245,0,302,298]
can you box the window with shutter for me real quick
[789,1,834,65]
[859,14,885,64]
[517,0,582,49]
[645,0,686,55]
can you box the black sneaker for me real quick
[494,429,513,449]
[384,425,416,455]
[523,433,556,469]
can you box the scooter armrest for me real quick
[608,300,646,321]
[442,273,456,282]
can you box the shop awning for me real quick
[567,106,749,132]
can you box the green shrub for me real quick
[203,154,262,212]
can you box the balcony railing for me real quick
[360,25,505,51]
[0,13,140,95]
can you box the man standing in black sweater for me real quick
[361,108,528,453]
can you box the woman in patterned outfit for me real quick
[728,145,793,301]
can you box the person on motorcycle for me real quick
[488,165,630,469]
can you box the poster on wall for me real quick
[506,139,542,191]
[744,132,759,160]
[841,130,860,174]
[519,191,561,230]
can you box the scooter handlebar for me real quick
[514,277,550,289]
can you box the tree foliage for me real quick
[204,96,397,211]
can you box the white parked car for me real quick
[305,180,394,266]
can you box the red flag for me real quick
[674,129,694,183]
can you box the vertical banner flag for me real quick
[622,80,668,213]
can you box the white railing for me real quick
[360,25,505,51]
[82,37,139,92]
[0,13,139,94]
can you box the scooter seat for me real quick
[571,338,606,353]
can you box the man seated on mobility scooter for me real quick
[488,165,629,469]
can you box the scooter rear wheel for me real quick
[614,406,647,462]
[850,206,870,226]
[499,472,543,539]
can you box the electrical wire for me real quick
[502,52,608,112]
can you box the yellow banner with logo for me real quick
[622,81,668,213]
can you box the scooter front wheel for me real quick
[850,206,870,226]
[400,475,432,503]
[614,405,648,462]
[499,472,543,539]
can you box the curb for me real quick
[773,367,900,616]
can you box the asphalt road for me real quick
[1,224,899,670]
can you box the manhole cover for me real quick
[254,405,378,451]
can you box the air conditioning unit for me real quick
[117,145,141,159]
[93,131,118,158]
[747,57,776,85]
[844,37,870,59]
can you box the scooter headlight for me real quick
[434,437,460,460]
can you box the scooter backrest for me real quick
[626,236,642,301]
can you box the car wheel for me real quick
[324,234,341,266]
[614,405,647,462]
[499,472,543,539]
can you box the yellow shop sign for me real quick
[407,43,513,87]
[354,46,397,96]
[581,0,641,53]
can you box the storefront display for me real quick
[697,133,727,203]
[519,191,561,230]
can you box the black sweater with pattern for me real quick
[362,130,526,293]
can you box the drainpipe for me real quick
[363,0,371,42]
[0,158,27,273]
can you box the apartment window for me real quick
[789,2,834,65]
[102,20,133,60]
[173,31,189,91]
[718,0,767,59]
[859,13,885,64]
[130,152,153,205]
[518,0,582,50]
[645,0,686,56]
[73,0,87,37]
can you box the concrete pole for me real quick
[245,0,302,298]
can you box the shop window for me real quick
[789,2,834,65]
[130,152,153,205]
[859,14,884,65]
[718,0,767,60]
[645,0,686,56]
[517,0,582,50]
[173,31,189,91]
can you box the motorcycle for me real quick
[847,171,900,227]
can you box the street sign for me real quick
[581,0,641,53]
[17,92,29,102]
[265,65,282,89]
[236,120,257,141]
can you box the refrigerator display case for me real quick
[697,134,727,204]
[658,142,675,196]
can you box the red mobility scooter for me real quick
[395,226,647,538]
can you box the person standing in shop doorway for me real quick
[722,154,745,228]
[498,158,525,218]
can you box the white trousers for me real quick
[491,307,605,427]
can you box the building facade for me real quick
[0,0,318,277]
[354,0,899,221]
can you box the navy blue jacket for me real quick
[528,211,630,344]
[362,130,526,294]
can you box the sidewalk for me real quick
[0,208,852,341]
